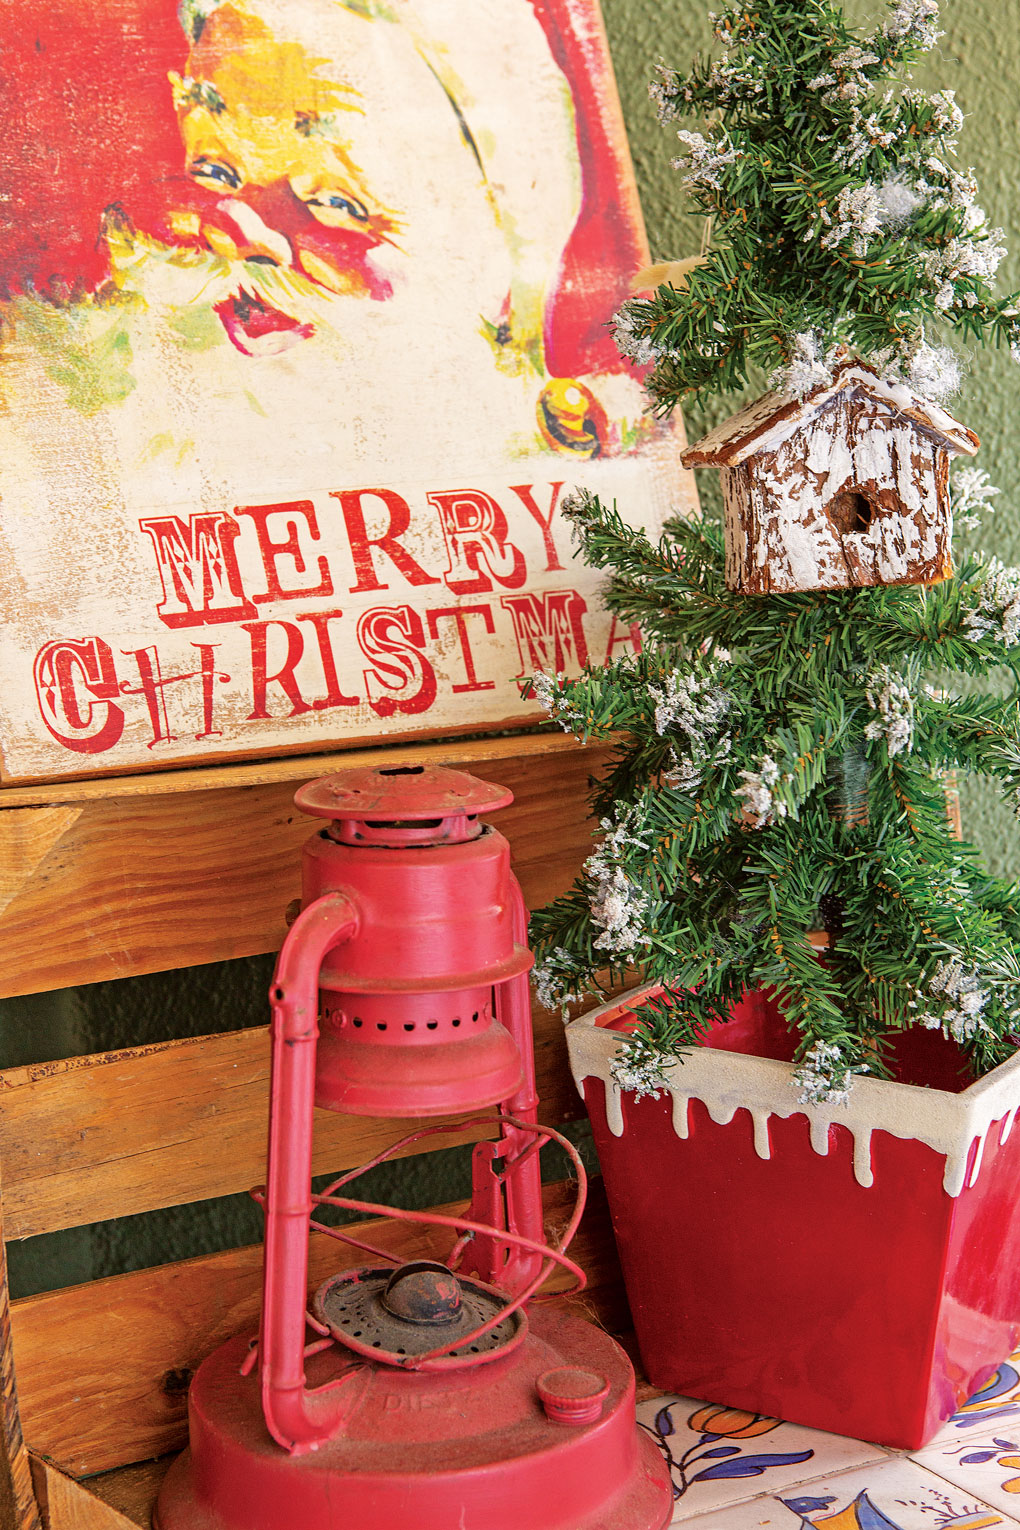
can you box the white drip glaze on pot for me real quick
[566,994,1020,1199]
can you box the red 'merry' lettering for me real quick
[140,513,256,628]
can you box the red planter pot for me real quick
[567,984,1020,1450]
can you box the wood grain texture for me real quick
[683,360,978,598]
[10,1178,626,1478]
[29,1458,138,1530]
[725,395,953,596]
[0,805,83,920]
[0,1003,583,1239]
[0,1171,43,1530]
[680,356,978,468]
[0,737,606,997]
[0,731,587,808]
[63,1457,173,1529]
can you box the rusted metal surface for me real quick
[313,1262,525,1363]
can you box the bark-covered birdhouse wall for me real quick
[723,389,955,595]
[683,361,980,598]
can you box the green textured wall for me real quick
[3,0,1020,1297]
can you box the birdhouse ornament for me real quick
[681,358,979,596]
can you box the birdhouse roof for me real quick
[681,357,979,468]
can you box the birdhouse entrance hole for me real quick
[825,488,876,537]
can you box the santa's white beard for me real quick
[105,222,396,353]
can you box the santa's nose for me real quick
[204,198,294,266]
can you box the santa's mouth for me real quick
[214,288,315,356]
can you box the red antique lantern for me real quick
[155,764,671,1530]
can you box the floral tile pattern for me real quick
[907,1346,1020,1518]
[914,1426,1020,1519]
[678,1458,1017,1527]
[930,1359,1020,1445]
[634,1394,889,1519]
[637,1343,1020,1527]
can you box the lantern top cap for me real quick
[295,764,514,822]
[681,355,979,470]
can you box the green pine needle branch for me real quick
[615,0,1020,411]
[529,490,1020,1105]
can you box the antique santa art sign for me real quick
[0,0,691,782]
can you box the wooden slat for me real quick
[10,1178,626,1478]
[0,805,83,922]
[55,1457,173,1530]
[0,1176,43,1530]
[29,1458,137,1530]
[0,737,604,997]
[0,712,555,791]
[0,1000,583,1240]
[0,731,582,809]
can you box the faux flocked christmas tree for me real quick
[530,0,1020,1106]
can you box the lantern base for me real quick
[154,1310,670,1530]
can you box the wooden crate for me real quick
[0,732,631,1529]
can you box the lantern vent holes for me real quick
[365,817,444,830]
[826,487,877,537]
[328,1004,489,1038]
[378,765,425,776]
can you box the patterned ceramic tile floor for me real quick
[637,1342,1020,1527]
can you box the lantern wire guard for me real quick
[244,1113,588,1379]
[154,765,672,1530]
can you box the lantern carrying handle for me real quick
[259,869,562,1451]
[261,890,361,1455]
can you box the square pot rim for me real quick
[566,984,1020,1197]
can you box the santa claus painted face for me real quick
[155,2,400,352]
[1,0,609,457]
[108,0,514,359]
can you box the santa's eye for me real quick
[189,157,242,191]
[304,190,369,227]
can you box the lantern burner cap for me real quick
[313,1262,526,1366]
[380,1261,463,1324]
